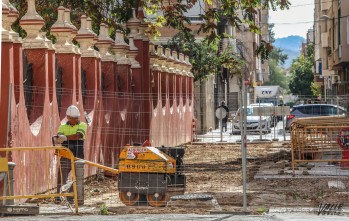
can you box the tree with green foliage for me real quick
[166,32,219,81]
[10,0,291,57]
[167,32,245,81]
[264,59,288,89]
[269,48,288,65]
[310,82,321,97]
[288,43,315,96]
[264,23,288,89]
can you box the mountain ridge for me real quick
[273,35,305,68]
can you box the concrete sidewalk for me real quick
[1,212,349,221]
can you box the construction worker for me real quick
[54,105,87,204]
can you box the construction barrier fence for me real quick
[0,146,79,214]
[290,116,349,174]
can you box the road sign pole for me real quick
[274,116,276,139]
[273,106,278,141]
[220,108,223,142]
[241,80,247,212]
[258,101,262,140]
[283,116,286,141]
[215,106,227,142]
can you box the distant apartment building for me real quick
[301,28,314,56]
[314,0,349,99]
[233,8,270,105]
[151,0,207,44]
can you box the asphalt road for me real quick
[196,120,290,143]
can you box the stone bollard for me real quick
[1,162,16,205]
[74,160,85,205]
[6,162,16,205]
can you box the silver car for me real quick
[231,106,271,135]
[285,104,347,130]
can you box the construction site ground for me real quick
[76,142,349,215]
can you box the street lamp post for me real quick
[279,95,286,141]
[324,76,327,103]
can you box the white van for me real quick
[254,86,283,106]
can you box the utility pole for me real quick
[240,78,248,212]
[224,79,228,106]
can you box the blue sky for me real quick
[269,0,314,39]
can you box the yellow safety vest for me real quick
[58,121,87,140]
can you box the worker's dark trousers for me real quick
[56,145,84,203]
[222,119,228,132]
[57,158,75,203]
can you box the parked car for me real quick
[249,103,277,127]
[285,104,347,131]
[231,105,272,135]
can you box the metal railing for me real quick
[0,146,79,214]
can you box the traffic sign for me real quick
[215,107,227,119]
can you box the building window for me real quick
[188,16,204,23]
[184,0,204,23]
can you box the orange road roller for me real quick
[118,144,186,207]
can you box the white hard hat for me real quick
[66,105,80,118]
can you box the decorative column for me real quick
[183,55,194,105]
[19,0,49,125]
[20,0,47,49]
[95,23,114,92]
[148,44,161,146]
[179,52,187,107]
[95,23,117,168]
[2,0,20,43]
[136,1,153,142]
[64,8,79,52]
[175,60,183,103]
[174,52,186,106]
[44,33,56,103]
[51,6,78,119]
[51,7,75,53]
[0,1,14,150]
[184,55,194,144]
[149,44,160,109]
[112,30,130,67]
[96,23,114,62]
[168,51,178,146]
[158,46,168,108]
[127,9,141,71]
[157,45,168,145]
[113,28,130,96]
[75,15,99,111]
[3,1,21,105]
[178,53,188,97]
[75,15,102,175]
[126,8,143,144]
[111,29,130,147]
[161,48,174,145]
